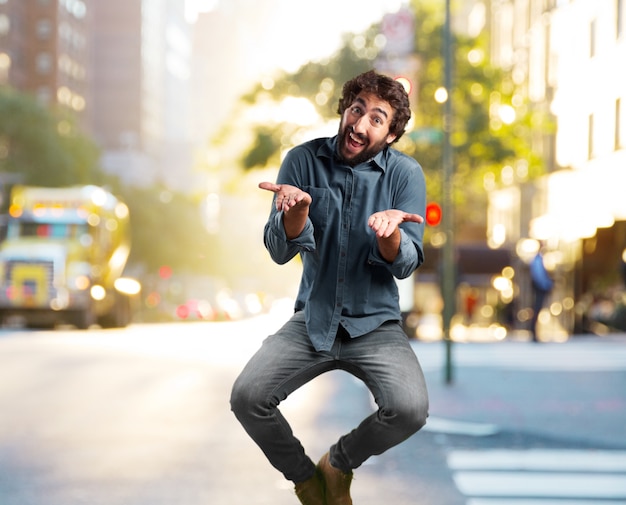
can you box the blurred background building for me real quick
[487,0,626,336]
[0,0,195,190]
[91,0,194,190]
[0,0,91,124]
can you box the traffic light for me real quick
[425,202,442,226]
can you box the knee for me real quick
[385,397,429,434]
[230,376,253,419]
[404,403,429,433]
[230,375,272,421]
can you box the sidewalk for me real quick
[414,334,626,448]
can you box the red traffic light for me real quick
[425,202,442,226]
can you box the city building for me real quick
[92,0,194,190]
[488,0,626,335]
[0,0,92,127]
[0,0,195,191]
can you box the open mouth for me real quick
[347,130,366,151]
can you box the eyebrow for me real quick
[354,96,389,119]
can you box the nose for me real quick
[352,115,367,134]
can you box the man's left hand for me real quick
[368,210,423,238]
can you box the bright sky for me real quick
[186,0,407,73]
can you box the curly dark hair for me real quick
[337,70,411,143]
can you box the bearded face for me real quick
[336,92,397,167]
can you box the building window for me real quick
[590,19,596,58]
[0,14,9,36]
[35,52,53,74]
[36,19,53,40]
[588,113,595,159]
[0,52,10,84]
[61,0,87,19]
[617,98,623,150]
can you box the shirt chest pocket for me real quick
[303,186,330,235]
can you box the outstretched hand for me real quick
[368,209,424,238]
[259,182,312,213]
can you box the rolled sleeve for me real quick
[264,211,316,265]
[368,228,422,279]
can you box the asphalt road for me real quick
[0,316,625,505]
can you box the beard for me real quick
[336,124,389,167]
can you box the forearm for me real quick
[376,228,401,263]
[283,207,309,240]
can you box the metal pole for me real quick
[442,0,455,384]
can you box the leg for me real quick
[329,321,429,472]
[530,289,546,342]
[230,311,335,484]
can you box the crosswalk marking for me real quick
[454,472,626,498]
[448,449,626,472]
[467,500,621,505]
[448,449,626,504]
[424,417,500,437]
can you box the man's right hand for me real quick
[258,182,312,213]
[259,182,311,239]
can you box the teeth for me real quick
[349,132,364,145]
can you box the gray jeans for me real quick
[230,311,429,483]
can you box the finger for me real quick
[398,212,424,224]
[407,213,424,224]
[259,182,280,192]
[281,193,299,210]
[279,195,290,211]
[380,220,394,237]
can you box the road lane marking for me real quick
[453,471,626,498]
[448,449,626,502]
[467,500,618,505]
[448,449,626,472]
[424,417,500,436]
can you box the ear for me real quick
[386,133,397,145]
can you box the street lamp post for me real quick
[442,0,455,384]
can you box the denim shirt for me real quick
[263,136,426,351]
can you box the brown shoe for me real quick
[317,452,353,505]
[294,468,325,505]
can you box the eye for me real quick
[350,105,362,115]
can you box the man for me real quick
[529,246,553,342]
[230,70,429,505]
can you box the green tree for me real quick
[235,28,381,170]
[0,87,102,186]
[402,0,549,232]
